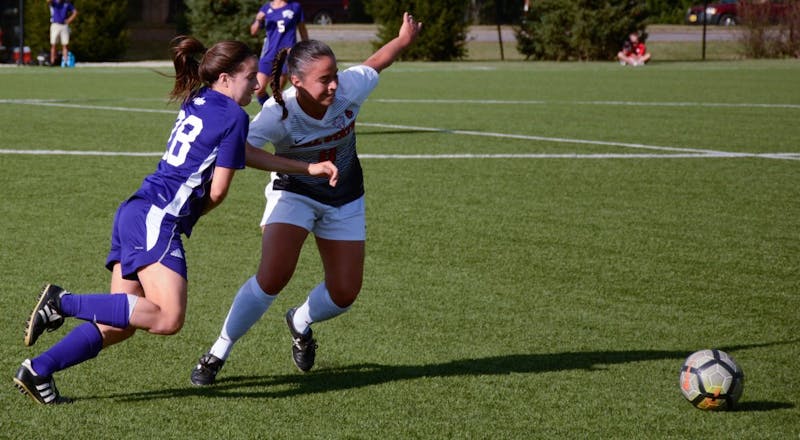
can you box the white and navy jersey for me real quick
[248,64,379,207]
[133,87,248,237]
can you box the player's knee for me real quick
[256,272,290,295]
[327,282,361,308]
[151,315,185,335]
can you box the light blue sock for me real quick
[292,282,350,335]
[209,276,275,360]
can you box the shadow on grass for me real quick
[735,401,795,412]
[99,340,795,409]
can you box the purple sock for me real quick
[31,322,103,377]
[60,294,130,328]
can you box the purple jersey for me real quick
[49,0,75,24]
[133,87,248,238]
[258,2,304,66]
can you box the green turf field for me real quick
[1,59,798,438]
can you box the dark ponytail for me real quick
[169,36,206,103]
[169,36,256,103]
[270,47,290,120]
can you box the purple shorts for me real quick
[105,197,188,281]
[259,50,289,76]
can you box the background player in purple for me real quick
[12,36,261,405]
[47,0,77,66]
[190,12,422,385]
[250,0,308,104]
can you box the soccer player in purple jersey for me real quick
[13,36,338,405]
[250,0,308,104]
[191,12,422,384]
[47,0,77,66]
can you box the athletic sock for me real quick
[30,322,103,377]
[209,276,276,360]
[292,282,350,335]
[60,293,135,328]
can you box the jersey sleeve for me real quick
[338,65,380,106]
[215,108,248,169]
[247,101,288,148]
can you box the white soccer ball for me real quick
[679,349,744,411]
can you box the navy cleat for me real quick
[285,308,317,372]
[13,359,72,405]
[190,353,225,386]
[24,284,67,347]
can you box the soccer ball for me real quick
[679,349,744,411]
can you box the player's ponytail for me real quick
[271,47,290,120]
[169,36,255,103]
[169,36,206,103]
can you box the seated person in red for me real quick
[617,32,651,66]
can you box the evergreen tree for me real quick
[185,0,262,51]
[365,0,470,61]
[24,0,129,62]
[516,0,648,61]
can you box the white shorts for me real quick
[261,185,366,241]
[50,23,70,45]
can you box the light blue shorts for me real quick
[260,188,366,241]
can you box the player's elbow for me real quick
[208,187,229,206]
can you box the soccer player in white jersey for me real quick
[13,36,337,405]
[191,12,423,383]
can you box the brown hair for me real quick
[270,48,291,120]
[169,36,255,103]
[270,40,336,120]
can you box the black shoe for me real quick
[24,284,67,347]
[285,308,317,372]
[13,359,72,405]
[190,353,225,386]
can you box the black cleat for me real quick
[13,359,72,405]
[190,353,225,386]
[285,308,317,372]
[24,284,67,347]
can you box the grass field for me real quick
[1,58,799,438]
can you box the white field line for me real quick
[0,99,175,114]
[2,149,794,160]
[372,98,800,110]
[361,153,727,159]
[1,99,797,160]
[357,122,770,158]
[0,149,162,157]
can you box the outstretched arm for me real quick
[363,12,422,73]
[245,144,338,187]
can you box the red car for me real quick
[299,0,350,25]
[685,0,789,26]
